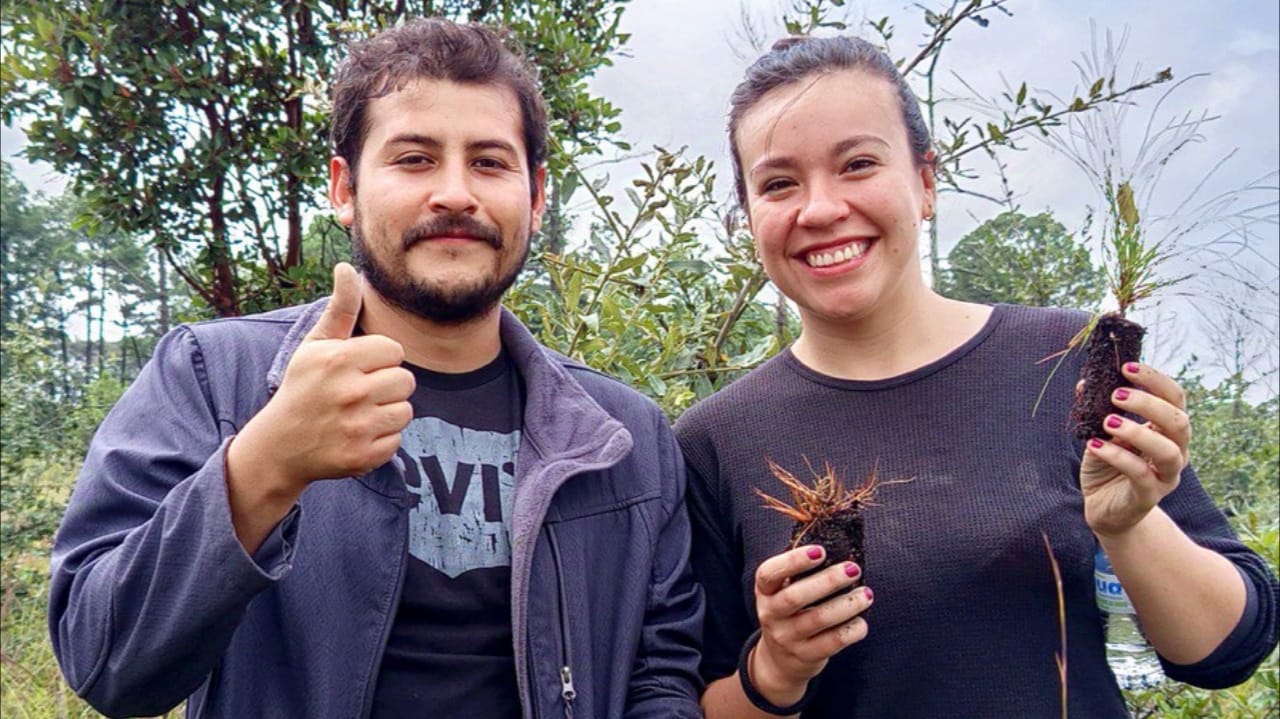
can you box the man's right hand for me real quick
[225,262,415,552]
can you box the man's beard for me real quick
[350,207,529,325]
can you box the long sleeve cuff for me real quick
[1161,564,1270,689]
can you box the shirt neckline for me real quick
[782,303,1007,391]
[406,348,512,392]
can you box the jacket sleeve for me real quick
[1151,464,1279,688]
[623,419,706,719]
[47,326,298,718]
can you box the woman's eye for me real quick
[761,178,794,194]
[844,158,876,173]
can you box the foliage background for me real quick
[2,0,1276,716]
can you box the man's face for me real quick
[329,79,545,324]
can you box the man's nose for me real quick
[428,164,479,214]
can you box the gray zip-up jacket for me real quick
[48,301,704,718]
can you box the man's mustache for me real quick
[402,215,502,250]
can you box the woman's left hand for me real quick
[1080,362,1192,538]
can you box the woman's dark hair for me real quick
[329,18,547,198]
[727,36,933,206]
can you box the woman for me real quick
[674,36,1278,718]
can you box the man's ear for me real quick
[529,165,548,234]
[329,156,356,227]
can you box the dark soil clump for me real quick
[788,506,865,590]
[1072,312,1145,440]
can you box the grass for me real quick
[2,564,96,719]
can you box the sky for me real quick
[4,0,1278,389]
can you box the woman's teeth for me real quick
[805,242,866,268]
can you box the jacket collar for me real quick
[266,299,633,470]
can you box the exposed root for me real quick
[754,457,909,550]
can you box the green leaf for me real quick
[557,171,578,204]
[645,374,668,397]
[613,255,647,273]
[1089,77,1105,98]
[668,259,712,274]
[35,15,54,42]
[1116,182,1139,228]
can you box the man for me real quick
[48,19,703,718]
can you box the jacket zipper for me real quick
[358,476,410,718]
[545,526,576,719]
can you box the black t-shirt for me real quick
[674,304,1273,717]
[371,350,524,718]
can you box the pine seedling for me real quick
[1068,176,1185,439]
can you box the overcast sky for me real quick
[4,0,1277,387]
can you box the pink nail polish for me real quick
[1125,362,1140,374]
[1114,388,1130,401]
[1106,416,1123,429]
[845,563,860,578]
[1089,438,1104,449]
[864,587,874,602]
[807,547,823,560]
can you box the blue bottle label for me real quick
[1094,548,1136,615]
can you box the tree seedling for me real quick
[1068,178,1181,439]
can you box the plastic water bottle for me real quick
[1094,547,1165,690]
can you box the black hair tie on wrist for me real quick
[737,628,821,716]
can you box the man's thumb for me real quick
[308,262,363,340]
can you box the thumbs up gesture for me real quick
[307,261,366,341]
[229,263,416,498]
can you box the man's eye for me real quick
[397,155,431,166]
[474,157,509,170]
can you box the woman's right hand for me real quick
[749,545,874,705]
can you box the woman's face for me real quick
[735,70,935,327]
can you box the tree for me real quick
[1,160,48,342]
[2,162,175,394]
[2,0,630,317]
[2,162,86,391]
[936,210,1105,308]
[1182,373,1279,518]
